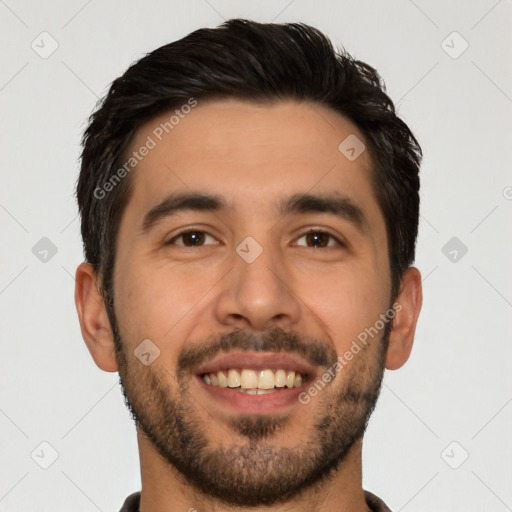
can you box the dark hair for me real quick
[76,18,421,317]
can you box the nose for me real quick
[213,239,301,332]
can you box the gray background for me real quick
[1,0,511,510]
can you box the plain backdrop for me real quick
[1,1,511,511]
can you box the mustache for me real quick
[176,327,338,378]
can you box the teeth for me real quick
[275,369,287,387]
[240,369,258,389]
[257,388,275,395]
[258,369,275,389]
[235,388,279,395]
[202,368,305,391]
[228,369,241,388]
[217,371,228,388]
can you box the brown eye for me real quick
[166,230,217,247]
[295,230,343,248]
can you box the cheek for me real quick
[113,257,222,344]
[297,262,389,349]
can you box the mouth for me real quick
[200,368,306,394]
[194,352,317,413]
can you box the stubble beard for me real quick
[111,319,389,507]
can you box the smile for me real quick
[201,368,306,394]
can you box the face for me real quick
[109,99,394,506]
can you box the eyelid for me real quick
[294,228,345,248]
[165,227,346,248]
[166,228,218,246]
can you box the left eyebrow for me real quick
[277,192,369,235]
[139,191,370,236]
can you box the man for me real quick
[74,18,422,512]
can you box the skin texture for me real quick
[75,99,423,512]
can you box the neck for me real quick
[137,428,371,512]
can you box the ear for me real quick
[385,267,423,370]
[74,262,118,372]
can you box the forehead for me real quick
[121,99,384,238]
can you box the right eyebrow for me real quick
[140,192,229,234]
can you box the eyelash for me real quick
[165,228,345,249]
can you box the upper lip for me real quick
[194,352,318,378]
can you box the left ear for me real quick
[385,267,423,370]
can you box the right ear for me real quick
[74,262,118,372]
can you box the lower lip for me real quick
[196,375,307,414]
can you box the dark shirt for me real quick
[119,490,392,511]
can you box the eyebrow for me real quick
[140,191,369,235]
